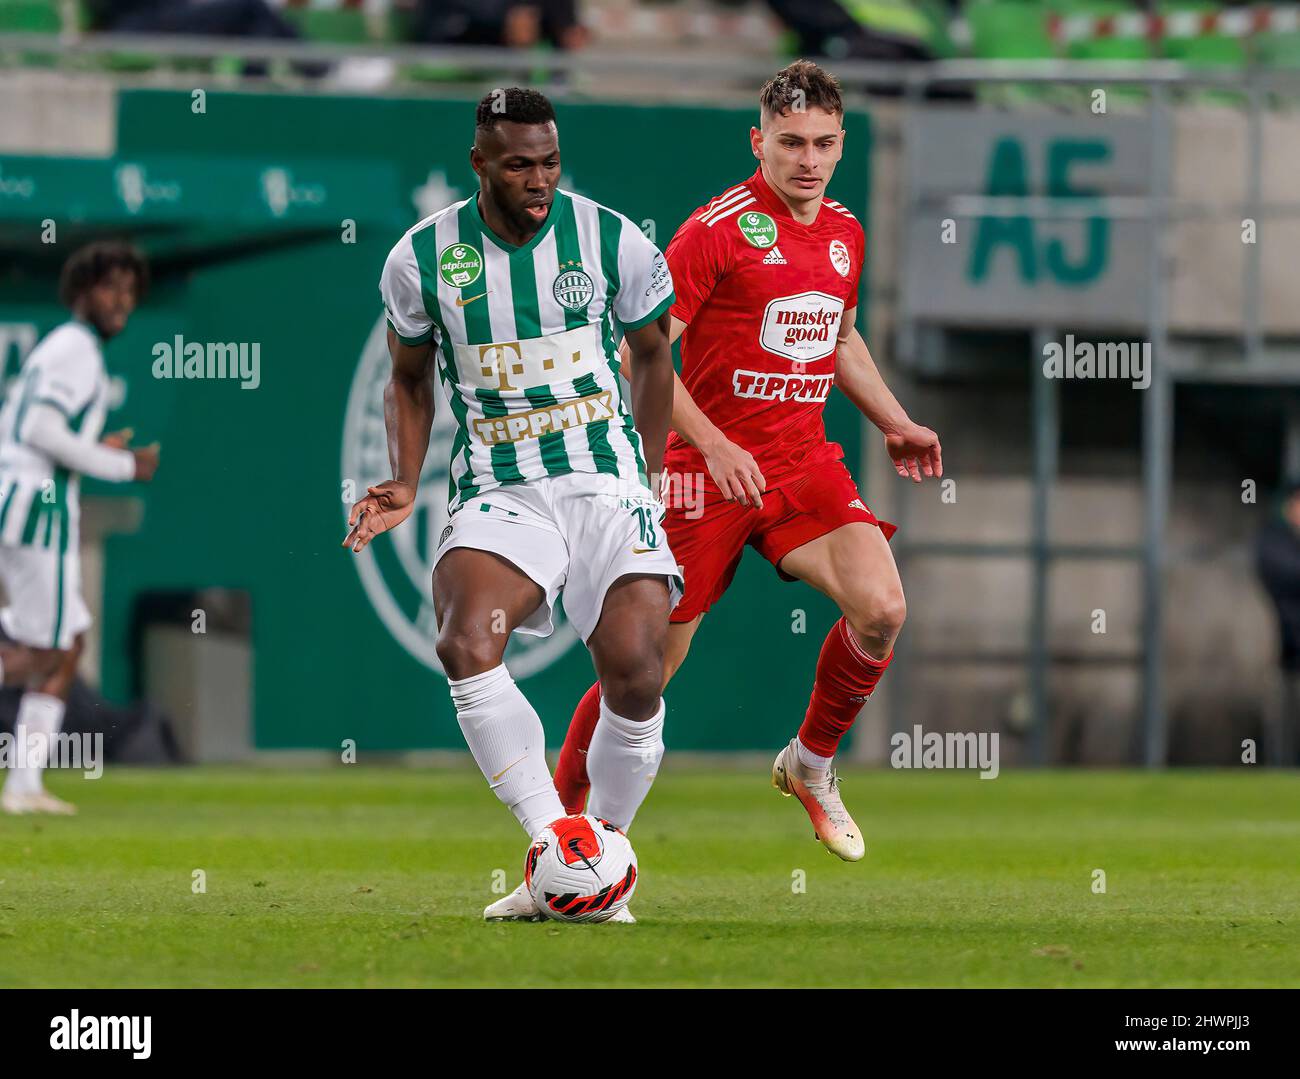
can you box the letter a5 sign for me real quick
[903,110,1153,331]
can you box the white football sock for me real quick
[4,692,65,796]
[586,696,665,832]
[448,665,565,839]
[796,737,833,774]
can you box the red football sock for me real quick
[554,681,601,814]
[797,617,892,758]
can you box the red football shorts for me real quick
[662,458,896,624]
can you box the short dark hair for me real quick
[475,87,556,135]
[759,60,844,120]
[59,241,149,308]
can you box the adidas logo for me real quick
[848,498,866,511]
[763,245,787,265]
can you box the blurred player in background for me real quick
[344,89,679,922]
[554,60,943,861]
[0,242,160,815]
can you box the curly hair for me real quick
[58,241,149,308]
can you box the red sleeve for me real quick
[849,220,866,311]
[665,213,729,326]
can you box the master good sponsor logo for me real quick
[758,291,844,361]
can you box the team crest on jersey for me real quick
[737,211,778,249]
[438,243,483,288]
[828,239,851,278]
[552,265,594,311]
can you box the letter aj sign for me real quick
[969,137,1111,286]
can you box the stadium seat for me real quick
[963,1,1060,108]
[0,0,61,33]
[966,0,1056,60]
[283,8,371,45]
[1052,0,1153,62]
[1157,2,1247,67]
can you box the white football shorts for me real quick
[432,471,682,643]
[0,543,90,650]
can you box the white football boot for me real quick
[1,789,77,816]
[771,738,865,861]
[483,881,637,923]
[483,881,544,922]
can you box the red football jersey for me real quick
[663,165,865,493]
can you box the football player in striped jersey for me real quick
[346,88,679,922]
[0,242,159,815]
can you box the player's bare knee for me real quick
[435,627,506,681]
[846,586,906,651]
[600,665,663,722]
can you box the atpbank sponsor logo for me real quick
[341,316,578,677]
[890,724,1000,779]
[758,291,843,362]
[439,243,483,288]
[737,210,778,249]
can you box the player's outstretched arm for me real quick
[343,329,434,553]
[834,316,942,483]
[619,317,766,508]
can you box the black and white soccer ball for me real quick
[524,814,637,923]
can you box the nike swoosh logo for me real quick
[631,546,658,555]
[455,291,490,307]
[491,753,528,782]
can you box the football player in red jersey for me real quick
[552,60,942,867]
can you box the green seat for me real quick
[1051,0,1153,61]
[1158,3,1247,67]
[966,0,1056,60]
[0,0,61,32]
[964,1,1059,108]
[284,8,370,45]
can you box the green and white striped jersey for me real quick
[0,321,112,551]
[380,189,675,513]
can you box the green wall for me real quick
[3,89,872,751]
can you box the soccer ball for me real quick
[524,814,637,923]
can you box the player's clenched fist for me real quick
[343,479,416,552]
[131,444,161,481]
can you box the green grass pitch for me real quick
[2,766,1297,987]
